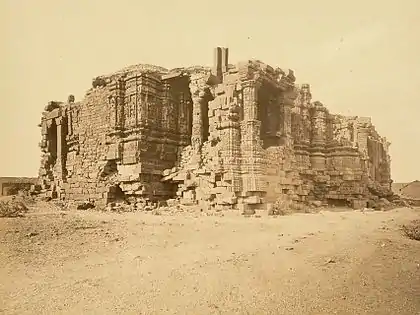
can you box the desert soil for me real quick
[1,202,419,315]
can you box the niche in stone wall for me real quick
[202,91,211,142]
[61,117,69,179]
[162,75,193,140]
[107,184,126,203]
[257,82,281,148]
[47,119,58,166]
[327,198,349,207]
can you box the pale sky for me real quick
[1,0,419,182]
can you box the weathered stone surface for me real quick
[36,47,393,210]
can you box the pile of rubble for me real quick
[402,220,420,241]
[0,197,29,218]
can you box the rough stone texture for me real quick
[37,48,393,210]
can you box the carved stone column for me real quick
[188,78,207,169]
[178,91,188,136]
[281,87,298,147]
[310,101,328,170]
[300,84,312,147]
[116,78,125,130]
[242,80,259,121]
[67,109,73,136]
[240,79,265,195]
[109,96,117,129]
[189,82,206,151]
[241,80,261,154]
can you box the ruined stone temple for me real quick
[37,47,392,210]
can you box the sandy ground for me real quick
[0,202,419,315]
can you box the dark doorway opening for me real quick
[201,99,209,142]
[47,120,58,166]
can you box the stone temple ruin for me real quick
[36,47,393,211]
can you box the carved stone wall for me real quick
[37,47,393,210]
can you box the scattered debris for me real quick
[26,232,38,237]
[402,220,420,241]
[76,201,95,210]
[325,257,336,264]
[0,198,29,218]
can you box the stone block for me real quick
[244,195,261,204]
[352,199,367,209]
[237,203,255,215]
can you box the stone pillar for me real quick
[190,89,205,150]
[300,84,312,147]
[241,79,265,198]
[282,99,293,146]
[325,114,334,145]
[293,85,311,170]
[189,78,207,168]
[109,96,117,129]
[178,91,189,142]
[67,109,73,136]
[242,80,259,121]
[213,47,229,82]
[241,79,261,160]
[162,82,171,131]
[310,102,328,170]
[221,47,229,73]
[213,47,223,82]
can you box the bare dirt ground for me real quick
[1,201,419,315]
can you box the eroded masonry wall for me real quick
[38,68,193,206]
[162,51,392,210]
[38,48,393,210]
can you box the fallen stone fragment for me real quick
[325,257,336,264]
[76,201,95,210]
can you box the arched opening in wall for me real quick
[47,119,58,166]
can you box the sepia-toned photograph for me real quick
[1,1,419,314]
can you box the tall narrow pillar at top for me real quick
[213,47,222,81]
[213,47,229,83]
[221,47,229,73]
